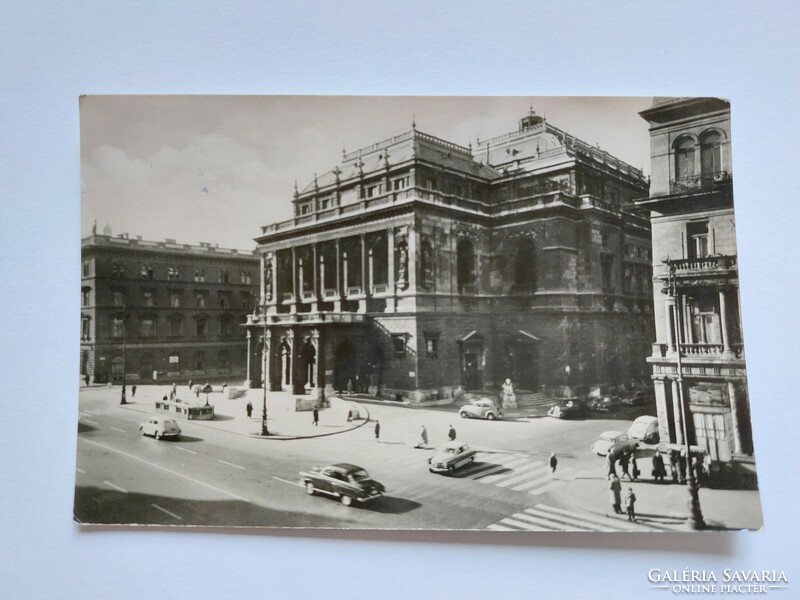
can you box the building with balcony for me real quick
[637,97,751,462]
[245,111,654,404]
[80,232,258,384]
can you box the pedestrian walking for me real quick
[609,474,622,514]
[84,374,90,387]
[374,420,381,441]
[549,451,558,475]
[188,379,193,390]
[246,400,253,419]
[131,384,137,398]
[448,425,456,441]
[625,487,637,521]
[417,425,428,448]
[678,451,687,484]
[652,452,667,483]
[312,407,319,426]
[631,455,640,481]
[605,453,617,478]
[619,452,631,480]
[347,409,353,422]
[670,451,679,483]
[346,379,353,395]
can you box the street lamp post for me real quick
[261,301,270,436]
[665,259,705,530]
[120,306,127,405]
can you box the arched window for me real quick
[513,238,536,290]
[674,137,695,181]
[700,130,722,178]
[457,238,475,290]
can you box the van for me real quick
[627,415,659,444]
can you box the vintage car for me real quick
[139,415,182,440]
[591,430,639,456]
[588,395,622,413]
[458,399,503,420]
[547,399,586,419]
[428,442,478,474]
[300,463,386,507]
[621,390,654,407]
[628,415,660,444]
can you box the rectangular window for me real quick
[194,269,206,282]
[195,319,206,336]
[169,317,182,336]
[111,318,125,338]
[112,263,125,278]
[142,290,155,307]
[601,232,610,248]
[82,260,91,277]
[241,292,252,311]
[81,289,90,306]
[241,271,252,285]
[81,318,90,339]
[219,318,230,336]
[196,293,206,308]
[424,334,439,358]
[168,267,181,280]
[687,221,709,259]
[300,204,311,215]
[219,269,230,283]
[321,199,329,210]
[601,255,614,291]
[392,334,406,357]
[140,318,155,338]
[170,292,181,308]
[112,290,125,307]
[219,292,229,309]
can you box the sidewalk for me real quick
[559,469,764,531]
[103,384,370,440]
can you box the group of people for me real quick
[605,450,640,481]
[607,475,637,521]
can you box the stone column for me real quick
[728,381,744,455]
[359,234,367,313]
[259,253,265,304]
[262,329,271,391]
[312,244,318,311]
[245,329,252,387]
[719,288,732,354]
[291,247,298,314]
[684,296,694,344]
[408,225,417,292]
[334,239,341,312]
[387,227,396,312]
[292,328,305,395]
[665,296,676,354]
[671,379,684,445]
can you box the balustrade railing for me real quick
[670,171,730,194]
[672,255,737,273]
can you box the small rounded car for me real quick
[428,442,477,474]
[300,463,385,507]
[627,415,660,444]
[547,399,587,419]
[459,399,503,420]
[591,430,639,456]
[139,415,181,440]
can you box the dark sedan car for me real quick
[300,463,386,507]
[547,399,587,419]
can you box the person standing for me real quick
[549,451,558,476]
[606,453,617,478]
[631,454,640,481]
[131,384,137,398]
[625,487,637,521]
[188,379,193,390]
[448,425,456,441]
[374,420,381,442]
[670,451,680,483]
[652,452,666,483]
[609,475,622,514]
[84,374,90,387]
[619,452,631,480]
[312,407,319,426]
[419,425,428,448]
[246,400,253,419]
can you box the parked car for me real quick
[591,430,638,456]
[459,399,503,420]
[547,399,586,419]
[627,415,660,444]
[589,395,622,413]
[139,415,181,440]
[622,390,653,407]
[428,442,478,474]
[300,463,385,507]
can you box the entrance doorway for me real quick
[506,342,538,392]
[693,411,732,462]
[334,340,356,393]
[300,339,316,388]
[279,339,292,388]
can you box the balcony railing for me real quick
[672,255,737,274]
[670,171,730,194]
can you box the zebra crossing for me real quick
[321,439,591,498]
[486,503,684,533]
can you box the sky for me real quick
[81,96,653,250]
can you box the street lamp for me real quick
[261,299,270,436]
[119,305,127,405]
[664,258,705,530]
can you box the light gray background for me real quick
[1,2,798,598]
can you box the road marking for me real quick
[521,508,605,532]
[500,517,550,532]
[493,462,546,487]
[175,446,197,455]
[82,419,99,426]
[273,476,304,488]
[103,480,127,493]
[218,459,245,470]
[152,503,182,521]
[110,426,125,433]
[78,438,249,502]
[533,504,663,532]
[527,480,563,496]
[76,467,85,474]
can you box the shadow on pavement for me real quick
[361,496,422,515]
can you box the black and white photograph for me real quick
[75,96,762,532]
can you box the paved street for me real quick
[74,384,760,531]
